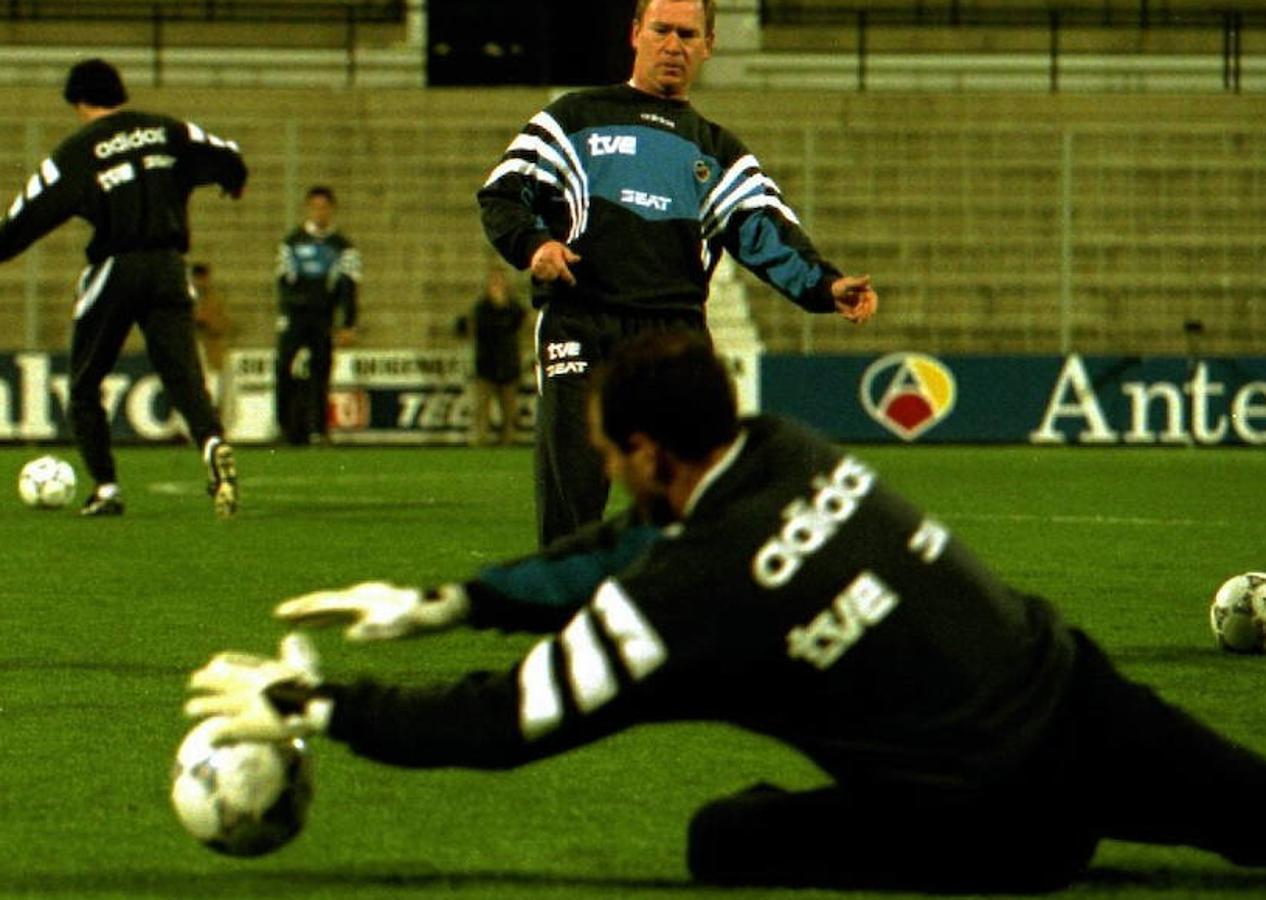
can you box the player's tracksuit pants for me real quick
[687,629,1266,892]
[69,250,223,486]
[533,301,704,549]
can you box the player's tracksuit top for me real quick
[276,225,360,327]
[0,110,246,266]
[478,83,843,314]
[325,415,1078,791]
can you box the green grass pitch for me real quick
[2,442,1266,899]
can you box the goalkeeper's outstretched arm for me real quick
[275,515,662,640]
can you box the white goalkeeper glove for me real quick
[273,581,470,642]
[184,632,331,745]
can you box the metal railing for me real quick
[0,1,405,23]
[0,0,416,88]
[757,2,1256,91]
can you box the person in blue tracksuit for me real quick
[477,0,878,547]
[275,185,361,445]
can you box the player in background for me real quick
[274,185,360,446]
[478,0,877,548]
[458,266,528,446]
[0,58,244,517]
[188,331,1266,892]
[191,261,232,413]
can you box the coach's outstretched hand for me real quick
[831,274,878,324]
[185,632,329,745]
[274,581,471,642]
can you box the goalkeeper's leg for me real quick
[686,780,1095,892]
[1066,629,1266,865]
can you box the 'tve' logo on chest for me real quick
[587,133,637,156]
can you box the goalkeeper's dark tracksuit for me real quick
[0,109,247,487]
[478,83,851,548]
[317,415,1266,891]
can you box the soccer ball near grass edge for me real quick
[170,717,314,857]
[1210,572,1266,654]
[17,455,76,509]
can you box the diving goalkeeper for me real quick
[187,331,1266,892]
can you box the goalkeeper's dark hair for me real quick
[593,330,738,462]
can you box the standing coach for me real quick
[478,0,878,548]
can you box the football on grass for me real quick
[170,717,314,857]
[17,455,76,509]
[1210,572,1266,654]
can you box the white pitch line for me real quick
[943,511,1227,528]
[147,473,420,497]
[147,480,1228,528]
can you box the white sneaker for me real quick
[206,440,238,519]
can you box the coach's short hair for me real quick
[594,329,737,461]
[63,58,128,108]
[634,0,716,36]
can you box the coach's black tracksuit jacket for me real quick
[477,82,842,315]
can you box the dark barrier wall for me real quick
[761,353,1266,446]
[5,350,1264,447]
[427,0,634,86]
[0,350,535,445]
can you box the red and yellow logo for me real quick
[860,353,957,441]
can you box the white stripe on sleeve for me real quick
[518,638,563,741]
[517,581,668,742]
[560,612,618,713]
[591,580,667,680]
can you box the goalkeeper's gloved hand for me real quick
[273,581,470,642]
[184,632,331,746]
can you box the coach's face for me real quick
[629,0,713,99]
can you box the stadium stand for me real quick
[0,2,1261,357]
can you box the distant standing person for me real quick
[467,267,526,446]
[275,185,361,445]
[0,58,244,517]
[191,262,231,382]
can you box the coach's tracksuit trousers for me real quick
[533,301,704,549]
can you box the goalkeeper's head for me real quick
[588,329,738,517]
